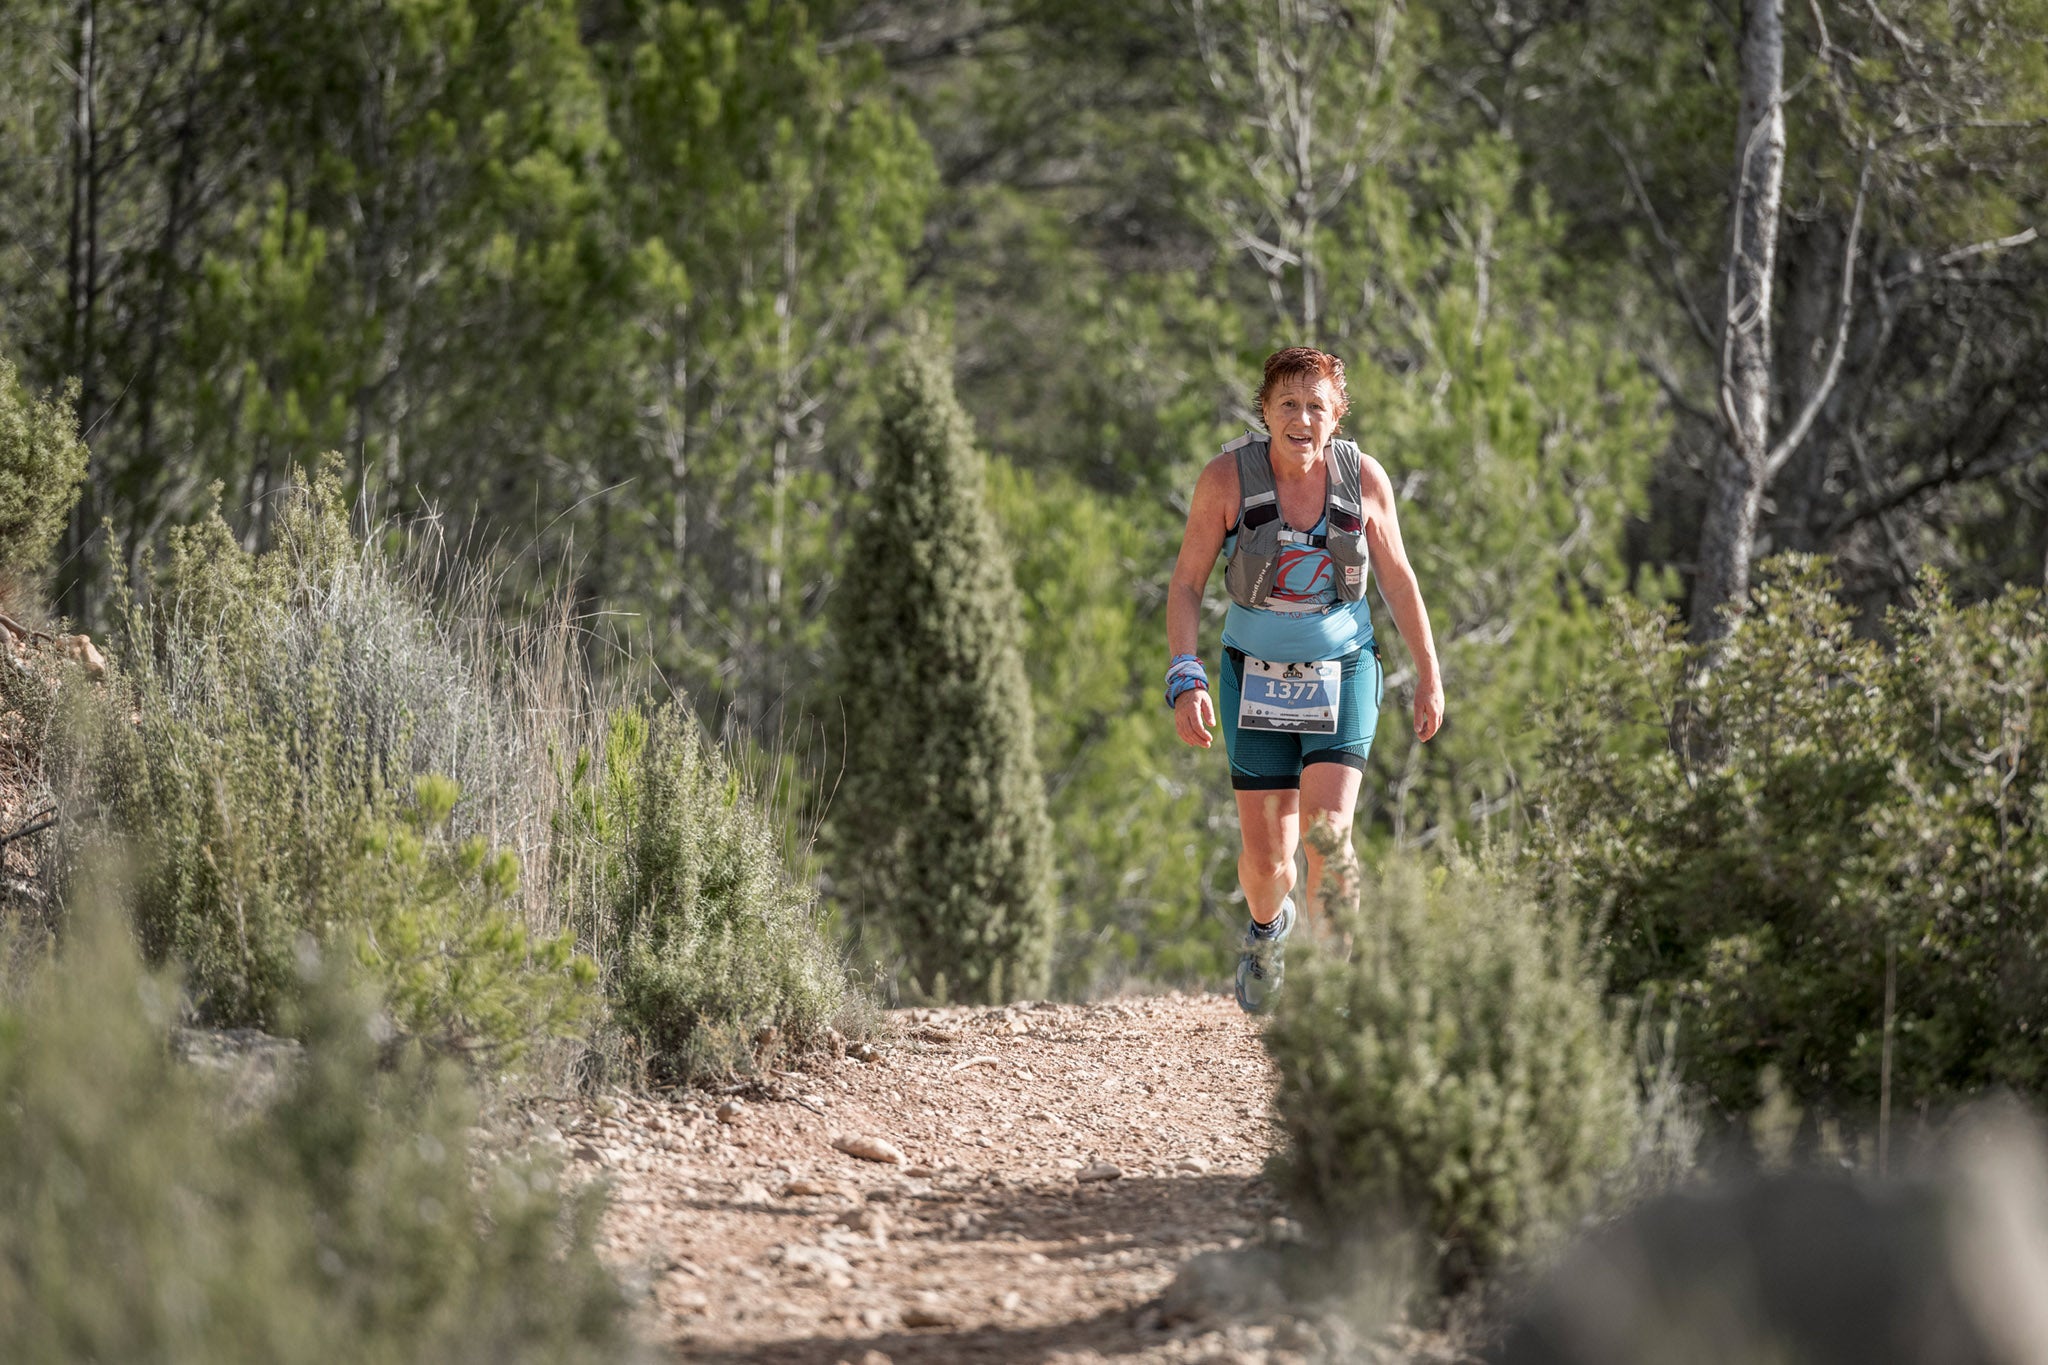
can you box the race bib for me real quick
[1238,657,1341,734]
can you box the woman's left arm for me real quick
[1360,457,1443,742]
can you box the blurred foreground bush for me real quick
[1501,1099,2048,1365]
[0,906,624,1363]
[1264,834,1642,1295]
[558,704,856,1081]
[1537,557,2048,1119]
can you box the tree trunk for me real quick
[58,0,100,627]
[134,1,216,538]
[1692,0,1786,643]
[767,204,797,637]
[1772,217,1840,551]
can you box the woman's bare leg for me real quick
[1233,787,1300,926]
[1297,761,1364,934]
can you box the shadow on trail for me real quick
[687,1303,1167,1365]
[683,1172,1278,1364]
[964,1169,1274,1251]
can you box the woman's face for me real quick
[1260,375,1341,462]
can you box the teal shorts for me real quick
[1218,644,1382,791]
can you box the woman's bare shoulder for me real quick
[1178,450,1242,542]
[1357,453,1396,505]
[1198,448,1242,492]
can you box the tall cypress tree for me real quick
[831,340,1055,1003]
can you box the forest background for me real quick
[4,0,2044,997]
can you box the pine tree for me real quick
[831,340,1055,1004]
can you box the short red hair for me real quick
[1254,347,1350,429]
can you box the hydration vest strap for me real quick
[1230,488,1278,537]
[1254,596,1334,615]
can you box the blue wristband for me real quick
[1164,656,1209,709]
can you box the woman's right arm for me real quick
[1167,455,1235,748]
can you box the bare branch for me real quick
[0,807,56,849]
[1845,428,1917,590]
[1233,228,1304,270]
[1604,129,1718,353]
[824,14,1020,66]
[1637,353,1720,430]
[1884,117,2048,148]
[1828,432,2048,537]
[1425,62,1503,130]
[1928,225,2039,270]
[1860,0,1923,56]
[1881,227,2040,289]
[0,611,55,645]
[1765,150,1872,480]
[1805,0,1834,64]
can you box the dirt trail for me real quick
[541,992,1398,1364]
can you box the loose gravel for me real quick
[523,993,1471,1365]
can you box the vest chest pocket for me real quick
[1325,496,1368,599]
[1225,494,1284,606]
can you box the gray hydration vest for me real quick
[1221,431,1370,610]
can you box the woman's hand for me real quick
[1413,674,1444,743]
[1175,688,1216,748]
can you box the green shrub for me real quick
[352,775,597,1060]
[559,704,855,1080]
[0,903,625,1364]
[53,466,597,1054]
[1265,829,1640,1295]
[829,338,1055,1003]
[1535,556,2048,1119]
[46,457,857,1079]
[0,355,89,573]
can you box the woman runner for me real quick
[1165,347,1444,1011]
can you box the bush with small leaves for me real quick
[47,456,855,1079]
[0,356,89,574]
[559,704,855,1080]
[1534,556,2048,1119]
[0,903,625,1363]
[1264,835,1640,1296]
[352,775,597,1061]
[52,464,599,1053]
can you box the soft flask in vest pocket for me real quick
[1224,482,1285,606]
[1324,490,1369,602]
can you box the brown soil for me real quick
[0,633,85,913]
[533,993,1474,1365]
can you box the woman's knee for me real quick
[1300,811,1353,847]
[1237,841,1290,884]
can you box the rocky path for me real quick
[541,992,1379,1365]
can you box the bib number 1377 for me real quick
[1238,657,1341,735]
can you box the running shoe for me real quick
[1233,896,1295,1014]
